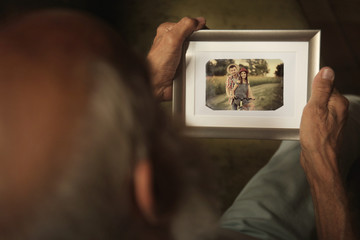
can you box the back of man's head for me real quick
[0,9,217,240]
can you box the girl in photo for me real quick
[231,68,255,110]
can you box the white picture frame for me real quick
[173,30,320,140]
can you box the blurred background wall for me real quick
[0,0,359,212]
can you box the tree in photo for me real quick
[206,59,235,76]
[275,63,284,77]
[246,59,269,76]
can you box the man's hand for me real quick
[300,67,356,240]
[147,17,206,100]
[300,67,349,179]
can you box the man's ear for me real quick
[134,159,157,223]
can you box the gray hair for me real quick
[0,10,219,239]
[10,59,219,240]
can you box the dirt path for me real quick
[206,93,232,110]
[206,83,283,110]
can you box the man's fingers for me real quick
[170,17,206,41]
[328,89,349,122]
[309,67,335,107]
[155,17,206,45]
[194,17,206,30]
[156,17,205,37]
[156,22,176,35]
[148,17,206,100]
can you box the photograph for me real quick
[173,30,320,139]
[206,59,284,111]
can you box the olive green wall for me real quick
[123,0,309,55]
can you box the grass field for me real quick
[206,75,283,110]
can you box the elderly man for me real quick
[0,9,358,240]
